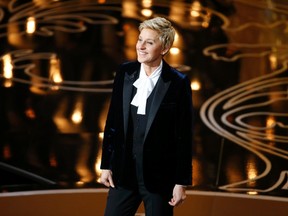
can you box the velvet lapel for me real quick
[144,61,171,141]
[123,67,139,138]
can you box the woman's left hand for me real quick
[168,184,187,206]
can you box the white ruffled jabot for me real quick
[130,62,162,115]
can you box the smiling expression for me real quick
[136,28,169,68]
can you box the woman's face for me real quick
[136,28,168,67]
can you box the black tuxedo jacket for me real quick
[100,60,193,193]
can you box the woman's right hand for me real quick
[100,169,115,188]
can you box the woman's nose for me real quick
[139,42,146,49]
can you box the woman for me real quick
[100,17,193,216]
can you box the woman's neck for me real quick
[143,60,162,76]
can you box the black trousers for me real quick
[104,154,173,216]
[103,183,173,216]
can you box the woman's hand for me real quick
[100,169,115,188]
[168,184,187,206]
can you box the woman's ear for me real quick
[162,47,170,56]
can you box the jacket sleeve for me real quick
[100,66,123,170]
[174,75,193,186]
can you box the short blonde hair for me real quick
[139,17,175,50]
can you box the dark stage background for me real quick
[0,0,287,199]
